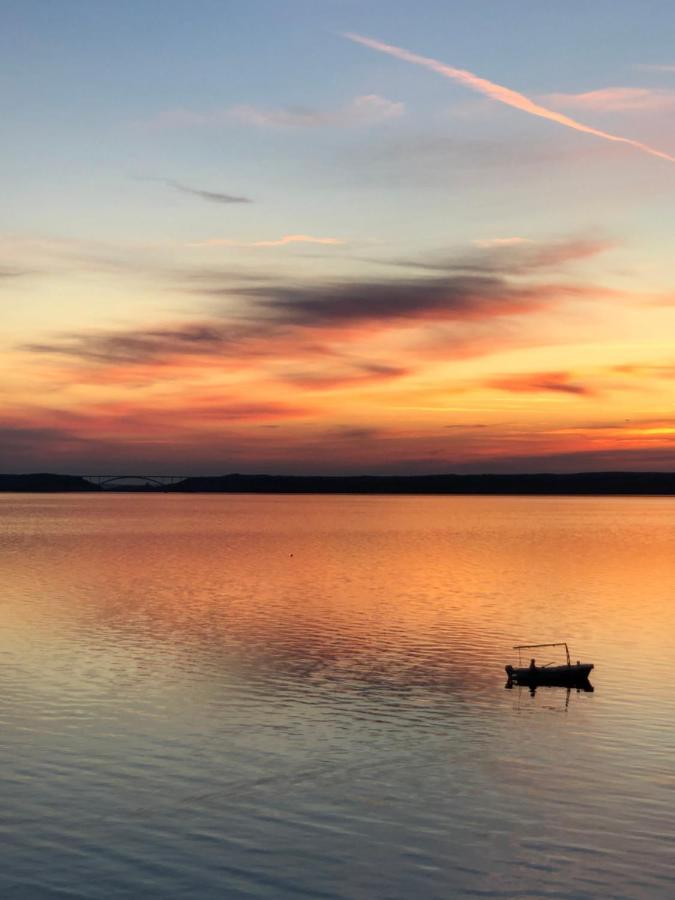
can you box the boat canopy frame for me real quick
[513,642,571,666]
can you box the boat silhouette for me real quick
[505,642,593,687]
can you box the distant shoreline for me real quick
[2,471,675,495]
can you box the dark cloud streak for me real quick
[22,237,605,367]
[166,180,253,204]
[25,323,243,364]
[136,176,253,204]
[242,274,581,328]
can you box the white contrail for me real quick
[344,32,675,164]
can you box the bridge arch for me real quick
[82,475,189,489]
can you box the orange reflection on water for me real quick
[3,494,675,698]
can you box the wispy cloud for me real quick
[485,371,596,397]
[280,363,410,390]
[191,234,345,248]
[21,237,609,410]
[163,179,252,204]
[0,266,28,279]
[24,268,561,366]
[160,400,311,422]
[231,94,403,127]
[362,237,614,276]
[25,323,240,365]
[350,135,589,185]
[344,32,675,163]
[145,95,403,130]
[545,87,675,112]
[473,237,533,248]
[610,361,675,378]
[635,64,675,74]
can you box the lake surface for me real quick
[2,494,675,899]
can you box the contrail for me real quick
[344,32,675,164]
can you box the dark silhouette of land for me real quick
[0,473,100,492]
[2,471,675,494]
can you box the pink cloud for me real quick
[344,32,675,163]
[545,87,675,112]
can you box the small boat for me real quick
[505,642,593,686]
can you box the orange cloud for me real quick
[10,235,670,475]
[278,362,411,391]
[4,396,675,474]
[486,371,596,397]
[344,32,675,163]
[611,361,675,378]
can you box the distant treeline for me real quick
[0,473,99,492]
[2,471,675,494]
[171,472,675,495]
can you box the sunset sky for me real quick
[3,0,675,474]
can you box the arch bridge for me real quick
[82,475,192,490]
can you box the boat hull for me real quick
[505,663,593,686]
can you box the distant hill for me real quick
[2,471,675,495]
[0,473,99,492]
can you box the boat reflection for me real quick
[505,681,595,713]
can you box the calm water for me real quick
[2,494,675,899]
